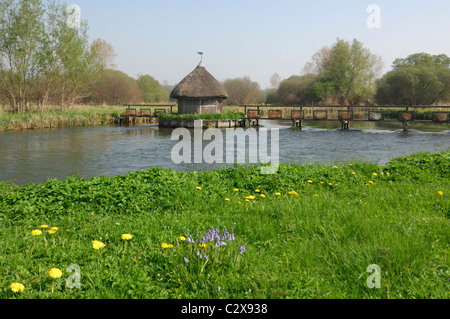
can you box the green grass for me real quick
[0,152,448,299]
[0,105,123,131]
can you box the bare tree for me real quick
[223,76,264,105]
[91,38,117,69]
[269,73,282,89]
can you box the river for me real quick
[0,120,449,185]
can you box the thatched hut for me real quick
[170,61,228,114]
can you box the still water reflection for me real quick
[0,120,448,185]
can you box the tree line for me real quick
[265,39,450,106]
[225,39,450,107]
[0,0,169,113]
[1,0,448,111]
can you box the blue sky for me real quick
[68,0,450,89]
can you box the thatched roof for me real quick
[170,62,228,99]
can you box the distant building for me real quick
[170,61,228,114]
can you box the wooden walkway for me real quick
[117,104,450,131]
[239,105,450,131]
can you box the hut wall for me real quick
[178,98,223,114]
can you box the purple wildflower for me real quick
[240,244,246,254]
[184,257,189,263]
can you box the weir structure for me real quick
[238,105,450,131]
[117,104,450,132]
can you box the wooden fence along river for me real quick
[118,104,450,131]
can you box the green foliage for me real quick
[376,53,450,105]
[0,0,104,112]
[136,75,169,103]
[0,152,448,299]
[393,53,450,71]
[276,74,317,105]
[320,38,383,104]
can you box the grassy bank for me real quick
[0,151,448,299]
[0,105,126,131]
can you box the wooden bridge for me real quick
[117,104,176,125]
[239,105,450,131]
[118,104,450,131]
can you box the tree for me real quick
[392,52,450,71]
[376,53,450,105]
[223,76,264,105]
[88,69,140,105]
[302,38,383,105]
[276,74,317,105]
[269,73,281,89]
[321,38,383,104]
[53,5,103,110]
[91,38,117,69]
[136,74,169,103]
[0,0,104,111]
[0,0,45,113]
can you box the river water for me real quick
[0,120,449,185]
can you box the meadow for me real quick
[0,151,448,299]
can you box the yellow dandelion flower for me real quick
[369,181,374,184]
[161,243,169,249]
[238,201,242,205]
[314,194,319,197]
[40,225,49,229]
[179,236,186,241]
[225,198,231,202]
[328,183,333,186]
[121,234,133,240]
[49,268,63,279]
[438,191,443,196]
[167,244,174,248]
[255,189,261,193]
[48,228,58,235]
[199,243,207,248]
[333,166,338,169]
[10,283,25,293]
[275,192,282,196]
[245,195,256,200]
[245,199,250,202]
[307,180,313,184]
[196,187,202,190]
[372,173,378,176]
[92,240,105,250]
[349,164,353,166]
[31,230,42,236]
[260,194,266,198]
[288,191,298,195]
[351,172,356,175]
[234,188,239,192]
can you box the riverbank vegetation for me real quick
[1,151,448,299]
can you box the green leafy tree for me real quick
[276,74,317,105]
[0,0,45,113]
[136,74,169,103]
[321,38,383,104]
[376,53,450,105]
